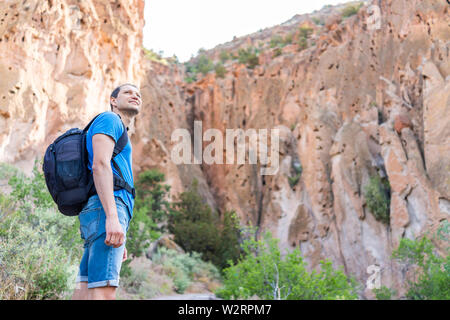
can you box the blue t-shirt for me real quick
[86,111,134,218]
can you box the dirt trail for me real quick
[151,293,220,300]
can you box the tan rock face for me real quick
[0,0,145,171]
[179,0,449,297]
[1,0,449,299]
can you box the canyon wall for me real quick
[0,0,145,170]
[182,0,449,297]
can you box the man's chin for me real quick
[121,105,140,115]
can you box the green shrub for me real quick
[122,169,171,276]
[219,50,230,63]
[214,62,227,78]
[392,229,449,300]
[0,162,81,299]
[143,47,168,65]
[216,232,359,300]
[196,54,214,75]
[341,3,363,18]
[373,286,397,300]
[6,159,54,210]
[237,47,259,69]
[297,26,314,51]
[273,47,282,58]
[168,181,242,271]
[269,35,284,48]
[288,174,300,188]
[283,33,293,45]
[364,175,391,224]
[152,247,221,294]
[288,160,302,188]
[312,17,324,26]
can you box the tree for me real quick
[168,180,242,270]
[216,232,359,299]
[126,169,171,260]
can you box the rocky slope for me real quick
[0,0,449,298]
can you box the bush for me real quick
[237,47,259,69]
[392,228,449,300]
[196,54,214,75]
[122,169,171,276]
[364,175,391,224]
[219,50,230,63]
[216,232,359,299]
[0,161,81,300]
[152,247,221,294]
[214,62,227,78]
[312,17,324,26]
[269,35,284,48]
[168,180,242,271]
[297,26,314,51]
[273,47,283,58]
[373,286,397,300]
[288,160,302,189]
[143,47,168,65]
[341,3,363,18]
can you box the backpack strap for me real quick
[112,121,128,158]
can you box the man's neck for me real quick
[113,109,136,131]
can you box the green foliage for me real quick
[269,35,284,48]
[152,247,221,294]
[7,159,54,210]
[288,160,302,189]
[214,62,227,78]
[288,174,300,189]
[364,175,391,224]
[219,50,230,63]
[312,17,324,26]
[273,47,282,58]
[0,162,81,299]
[283,33,293,45]
[216,232,359,300]
[341,3,363,18]
[196,54,214,75]
[183,53,214,83]
[123,169,171,275]
[373,285,397,300]
[237,47,259,69]
[143,47,169,65]
[297,26,314,51]
[168,180,242,271]
[392,230,449,300]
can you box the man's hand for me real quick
[105,217,124,248]
[122,247,128,262]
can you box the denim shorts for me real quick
[76,194,131,289]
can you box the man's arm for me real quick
[92,133,124,248]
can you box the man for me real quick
[72,83,142,300]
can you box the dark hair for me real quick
[110,83,139,110]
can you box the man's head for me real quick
[110,83,142,114]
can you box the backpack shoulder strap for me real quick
[112,121,128,158]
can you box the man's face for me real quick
[111,85,142,114]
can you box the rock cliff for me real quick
[0,0,448,298]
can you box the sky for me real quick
[143,0,349,62]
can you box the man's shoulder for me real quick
[88,111,124,140]
[94,111,121,124]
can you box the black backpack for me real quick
[42,112,136,216]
